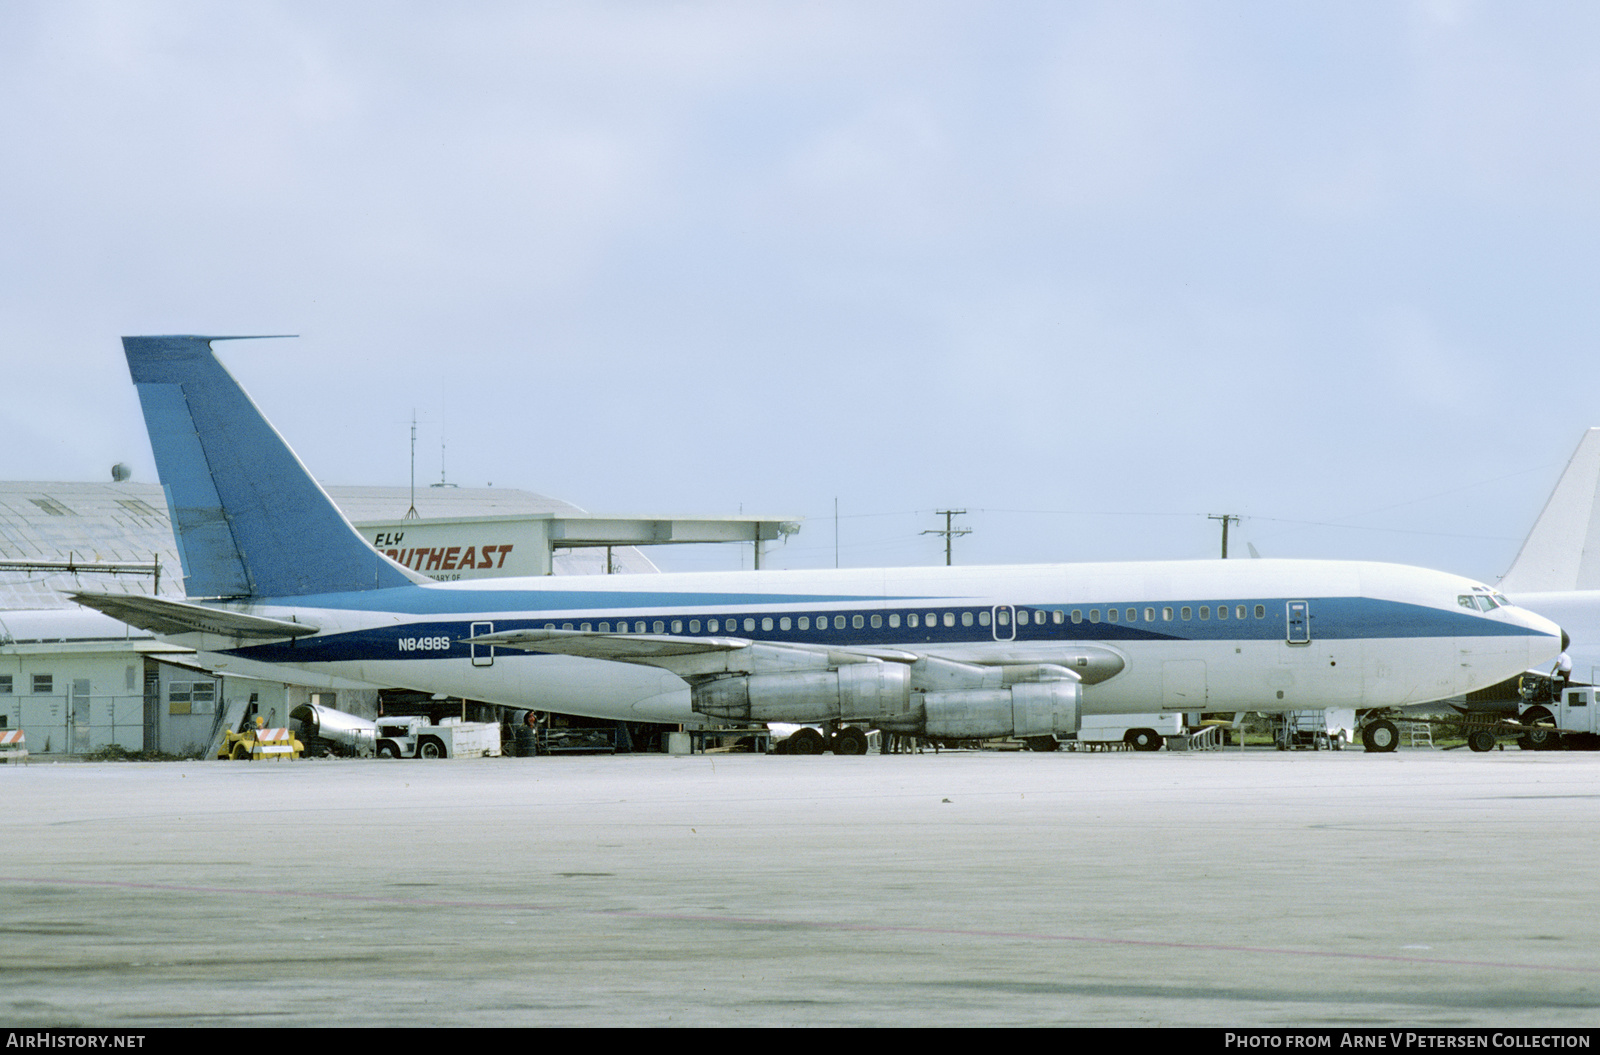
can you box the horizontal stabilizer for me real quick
[70,592,320,639]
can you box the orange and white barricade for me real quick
[0,730,28,763]
[249,728,302,759]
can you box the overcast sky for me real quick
[2,1,1597,581]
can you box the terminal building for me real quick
[0,479,798,756]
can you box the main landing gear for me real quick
[775,724,872,755]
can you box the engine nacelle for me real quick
[692,662,912,723]
[881,680,1081,740]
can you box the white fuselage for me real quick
[182,558,1561,728]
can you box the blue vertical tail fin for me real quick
[123,335,422,600]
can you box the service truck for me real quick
[1517,676,1600,750]
[374,716,501,759]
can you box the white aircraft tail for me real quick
[1500,428,1600,593]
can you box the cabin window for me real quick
[1181,607,1192,620]
[979,610,992,626]
[1254,605,1265,618]
[582,623,593,631]
[744,618,756,632]
[926,612,938,626]
[797,616,809,630]
[1162,607,1173,621]
[1053,610,1065,624]
[1089,610,1100,623]
[907,613,919,628]
[780,617,791,631]
[889,614,901,628]
[670,620,682,633]
[1236,606,1246,620]
[1215,606,1226,621]
[762,617,773,631]
[834,615,846,630]
[1199,607,1209,621]
[960,611,973,627]
[1072,610,1082,623]
[943,612,956,628]
[853,614,865,629]
[1107,608,1119,623]
[1016,610,1029,626]
[871,614,882,629]
[1145,608,1155,622]
[690,620,701,633]
[653,621,665,633]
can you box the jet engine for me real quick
[693,662,912,723]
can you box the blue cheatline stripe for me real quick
[225,595,1550,665]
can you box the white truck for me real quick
[373,716,502,759]
[1518,682,1600,750]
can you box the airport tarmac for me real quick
[2,748,1598,1029]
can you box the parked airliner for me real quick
[71,336,1563,753]
[1497,427,1600,691]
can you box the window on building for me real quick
[32,674,52,694]
[0,675,10,694]
[168,680,216,715]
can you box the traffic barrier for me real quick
[0,730,28,764]
[218,727,303,760]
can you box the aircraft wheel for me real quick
[1025,736,1060,752]
[1125,728,1162,752]
[833,727,869,756]
[1361,719,1399,753]
[1467,729,1497,753]
[787,728,825,755]
[419,739,446,760]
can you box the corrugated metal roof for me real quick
[0,481,656,609]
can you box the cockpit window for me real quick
[1458,595,1477,611]
[1459,593,1501,612]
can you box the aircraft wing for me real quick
[466,627,1117,683]
[69,592,321,639]
[466,627,897,672]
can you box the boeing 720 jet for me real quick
[71,336,1564,753]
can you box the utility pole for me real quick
[1208,514,1240,559]
[922,509,971,566]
